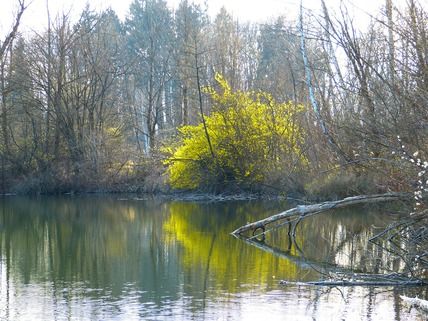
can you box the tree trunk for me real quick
[299,0,348,163]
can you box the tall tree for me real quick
[0,0,27,189]
[26,7,128,182]
[173,0,208,126]
[391,0,428,149]
[299,0,348,163]
[256,17,303,103]
[125,0,173,156]
[208,7,246,91]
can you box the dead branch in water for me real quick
[231,192,428,287]
[231,192,410,236]
[369,209,428,280]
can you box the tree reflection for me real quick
[162,201,312,293]
[239,205,424,285]
[1,196,426,320]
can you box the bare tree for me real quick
[1,0,27,157]
[125,0,173,156]
[173,0,209,126]
[299,0,348,163]
[0,0,27,190]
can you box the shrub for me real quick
[162,74,306,192]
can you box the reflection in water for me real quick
[0,196,426,320]
[264,207,411,276]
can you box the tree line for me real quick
[1,0,427,200]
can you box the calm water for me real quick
[0,195,426,320]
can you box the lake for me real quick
[0,195,426,320]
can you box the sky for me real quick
[3,0,428,39]
[1,0,391,36]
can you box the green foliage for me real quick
[163,73,306,191]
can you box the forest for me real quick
[0,0,427,203]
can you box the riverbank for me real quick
[2,165,413,204]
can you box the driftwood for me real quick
[232,193,409,236]
[401,296,428,312]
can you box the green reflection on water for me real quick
[0,196,300,313]
[0,195,424,320]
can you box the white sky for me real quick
[1,0,393,37]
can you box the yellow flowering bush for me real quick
[163,74,306,191]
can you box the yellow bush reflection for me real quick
[163,202,302,292]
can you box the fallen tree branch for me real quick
[231,192,410,236]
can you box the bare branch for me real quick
[0,0,28,59]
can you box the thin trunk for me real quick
[1,59,9,154]
[0,1,26,160]
[45,0,52,163]
[321,0,351,110]
[299,0,348,163]
[195,45,215,160]
[409,0,428,88]
[147,65,154,155]
[183,84,188,125]
[386,0,395,84]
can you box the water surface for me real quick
[0,195,426,320]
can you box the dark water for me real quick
[0,195,426,320]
